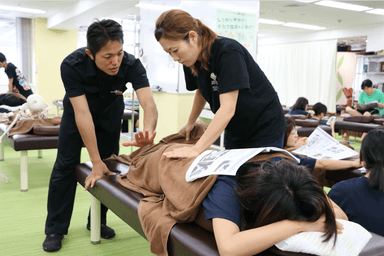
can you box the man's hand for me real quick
[179,123,195,141]
[122,130,156,147]
[84,161,115,190]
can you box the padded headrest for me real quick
[295,119,319,127]
[33,126,60,136]
[285,114,307,120]
[373,118,384,125]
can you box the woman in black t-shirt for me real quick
[154,10,286,159]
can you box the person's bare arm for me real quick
[163,90,238,158]
[69,95,114,190]
[314,158,361,170]
[8,78,13,93]
[328,196,348,220]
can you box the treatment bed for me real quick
[75,159,384,256]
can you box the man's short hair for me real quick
[0,52,6,63]
[361,79,373,90]
[86,19,124,57]
[4,94,21,106]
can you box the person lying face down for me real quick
[283,116,361,173]
[204,159,347,256]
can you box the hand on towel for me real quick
[163,146,200,159]
[84,161,116,190]
[122,130,156,147]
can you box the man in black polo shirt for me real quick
[43,19,158,252]
[0,52,33,98]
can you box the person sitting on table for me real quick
[0,52,33,98]
[289,97,309,116]
[204,159,347,256]
[154,9,286,158]
[346,79,384,117]
[284,116,361,174]
[328,128,384,237]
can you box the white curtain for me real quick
[257,39,337,112]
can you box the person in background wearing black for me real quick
[0,53,33,98]
[43,19,158,252]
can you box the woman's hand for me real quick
[163,146,200,159]
[122,130,156,147]
[179,123,195,141]
[295,137,308,149]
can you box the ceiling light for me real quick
[135,3,180,11]
[294,0,319,3]
[258,18,285,25]
[315,1,372,12]
[366,9,384,16]
[0,4,46,14]
[283,22,326,30]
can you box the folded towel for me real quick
[275,219,372,256]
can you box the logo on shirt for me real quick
[210,73,219,92]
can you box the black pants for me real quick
[45,114,120,235]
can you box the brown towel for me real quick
[110,122,295,256]
[7,116,61,136]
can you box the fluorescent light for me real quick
[0,4,46,14]
[315,1,372,12]
[283,22,326,30]
[258,18,285,25]
[294,0,318,3]
[366,9,384,16]
[135,3,180,11]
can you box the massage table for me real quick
[0,124,59,191]
[75,159,384,256]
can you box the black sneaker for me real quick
[42,234,64,252]
[86,224,116,239]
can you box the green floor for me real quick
[0,143,152,256]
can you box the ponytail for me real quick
[368,161,384,192]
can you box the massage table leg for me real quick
[38,149,42,158]
[0,141,4,161]
[20,151,28,192]
[90,194,101,244]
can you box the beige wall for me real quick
[34,18,78,115]
[140,92,195,143]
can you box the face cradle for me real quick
[87,40,123,76]
[158,32,201,67]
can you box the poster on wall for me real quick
[216,9,256,58]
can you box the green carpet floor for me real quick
[0,143,152,255]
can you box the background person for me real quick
[43,19,158,252]
[289,97,309,116]
[154,9,286,158]
[0,52,33,98]
[328,128,384,236]
[312,102,336,137]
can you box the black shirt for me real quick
[4,62,33,98]
[61,47,149,134]
[184,37,286,148]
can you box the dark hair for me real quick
[155,9,218,76]
[312,102,327,116]
[236,160,337,244]
[284,116,296,148]
[4,94,21,106]
[86,19,124,57]
[0,52,6,62]
[361,79,373,90]
[292,97,308,111]
[360,128,384,192]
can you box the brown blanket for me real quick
[7,116,61,136]
[111,122,295,256]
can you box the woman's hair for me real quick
[0,52,6,62]
[4,94,21,106]
[312,102,327,116]
[292,97,309,111]
[236,160,337,243]
[283,116,296,148]
[154,9,218,76]
[361,79,373,90]
[86,19,124,57]
[360,128,384,192]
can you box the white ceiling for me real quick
[1,0,384,48]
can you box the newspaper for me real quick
[293,127,359,160]
[354,101,378,111]
[185,147,299,182]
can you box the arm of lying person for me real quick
[70,95,115,190]
[314,158,361,171]
[328,196,348,221]
[212,217,334,256]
